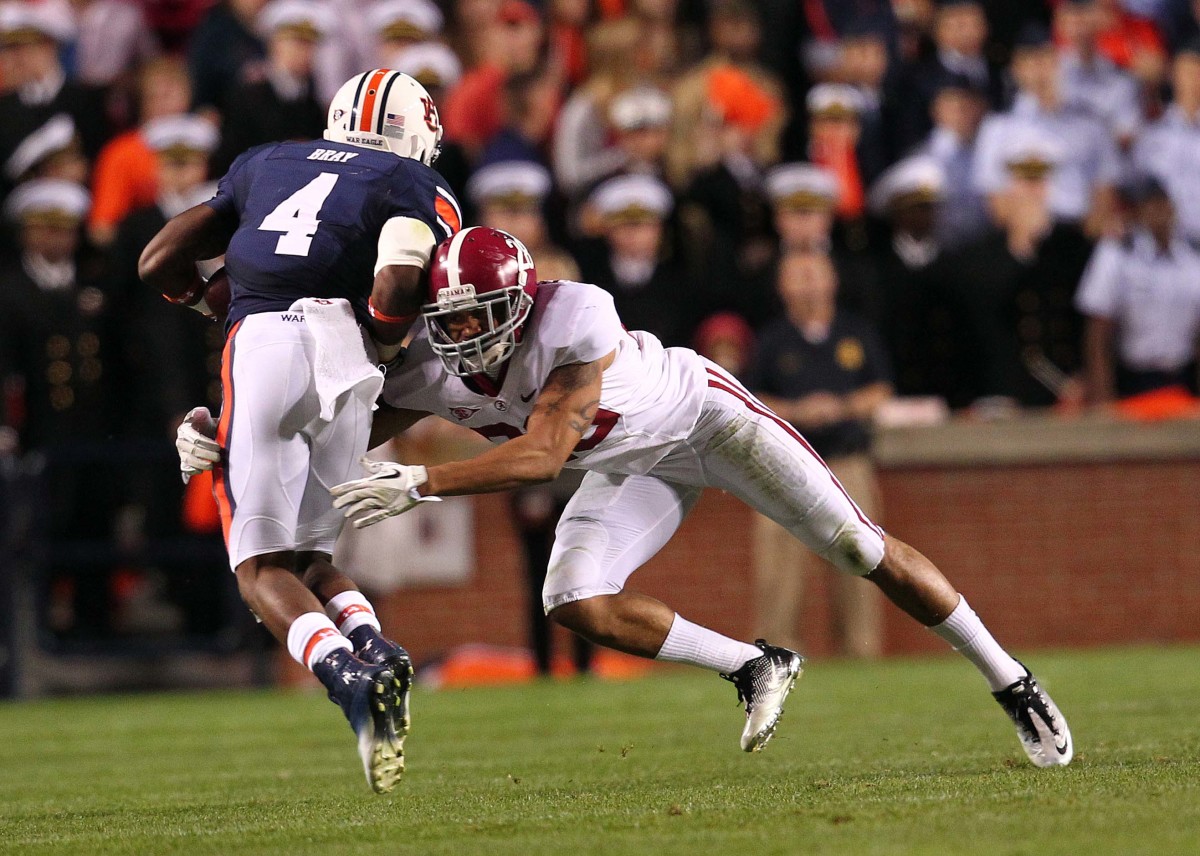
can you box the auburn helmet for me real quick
[424,227,539,377]
[324,69,443,164]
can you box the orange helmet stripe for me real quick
[357,69,392,132]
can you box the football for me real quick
[204,267,231,320]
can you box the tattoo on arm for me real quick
[532,361,602,436]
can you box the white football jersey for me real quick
[382,281,709,474]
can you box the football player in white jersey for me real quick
[319,226,1075,766]
[180,227,1074,765]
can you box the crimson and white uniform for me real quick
[383,280,886,611]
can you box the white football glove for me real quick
[331,458,440,529]
[176,406,220,484]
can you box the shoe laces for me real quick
[722,649,775,713]
[998,676,1058,736]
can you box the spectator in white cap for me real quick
[142,116,220,218]
[0,175,121,636]
[0,2,109,164]
[213,0,329,173]
[941,130,1093,411]
[4,114,87,187]
[869,156,946,269]
[866,156,971,406]
[806,83,868,220]
[367,0,443,61]
[765,162,840,252]
[578,173,690,346]
[760,161,880,327]
[985,127,1065,235]
[562,84,671,232]
[467,160,579,282]
[602,86,673,183]
[0,177,109,451]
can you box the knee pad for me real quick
[820,522,885,577]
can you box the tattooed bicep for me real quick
[544,360,602,394]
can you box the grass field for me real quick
[1,645,1198,856]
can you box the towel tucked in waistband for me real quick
[288,298,384,421]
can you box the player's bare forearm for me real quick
[421,354,613,496]
[370,264,426,346]
[139,204,234,299]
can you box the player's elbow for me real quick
[138,240,170,288]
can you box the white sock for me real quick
[655,614,762,674]
[929,595,1026,691]
[286,612,353,670]
[325,590,382,635]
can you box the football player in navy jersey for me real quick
[139,69,462,794]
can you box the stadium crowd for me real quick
[1,0,1200,640]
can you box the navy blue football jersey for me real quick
[203,139,462,329]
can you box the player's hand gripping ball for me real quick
[203,267,231,320]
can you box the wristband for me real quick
[367,299,418,326]
[165,276,205,308]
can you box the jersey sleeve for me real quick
[202,143,274,222]
[374,216,438,273]
[383,161,463,243]
[557,285,624,366]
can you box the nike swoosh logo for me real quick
[1054,733,1070,754]
[519,389,537,402]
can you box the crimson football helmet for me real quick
[424,227,538,377]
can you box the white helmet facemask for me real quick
[424,285,533,378]
[324,69,443,165]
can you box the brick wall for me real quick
[364,457,1200,666]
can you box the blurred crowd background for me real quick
[2,0,1200,653]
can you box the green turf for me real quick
[1,645,1198,855]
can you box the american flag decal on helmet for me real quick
[384,112,405,130]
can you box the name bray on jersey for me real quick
[382,281,710,475]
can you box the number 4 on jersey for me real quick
[258,172,339,256]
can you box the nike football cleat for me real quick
[993,668,1073,768]
[722,640,805,752]
[354,634,415,738]
[328,659,406,793]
